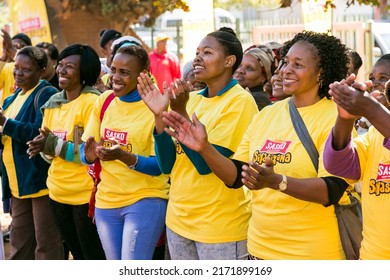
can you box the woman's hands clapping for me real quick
[26,126,52,159]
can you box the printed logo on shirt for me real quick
[260,140,291,153]
[369,163,390,196]
[103,128,132,153]
[175,140,184,155]
[253,140,292,165]
[53,130,67,141]
[376,163,390,181]
[104,128,127,144]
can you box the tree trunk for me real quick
[45,0,151,55]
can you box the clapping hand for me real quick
[96,137,124,161]
[169,79,193,117]
[26,126,52,159]
[84,136,102,163]
[162,111,208,152]
[137,72,169,117]
[241,157,277,190]
[1,29,16,62]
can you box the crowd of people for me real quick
[1,23,390,261]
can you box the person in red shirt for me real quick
[148,33,181,92]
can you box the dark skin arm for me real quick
[168,78,193,119]
[1,29,16,62]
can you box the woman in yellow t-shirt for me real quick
[27,44,105,260]
[81,45,169,260]
[138,27,258,260]
[1,46,62,259]
[324,55,390,259]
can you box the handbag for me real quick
[288,99,363,260]
[87,93,115,220]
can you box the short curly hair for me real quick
[17,46,47,70]
[281,31,349,99]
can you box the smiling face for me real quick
[57,54,81,91]
[109,52,142,97]
[193,36,232,84]
[281,41,320,98]
[271,66,284,99]
[234,53,266,89]
[13,54,43,91]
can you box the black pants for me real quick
[50,199,106,260]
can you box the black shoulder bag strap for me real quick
[288,98,319,172]
[34,85,57,112]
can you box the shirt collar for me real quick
[119,88,141,102]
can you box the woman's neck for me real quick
[205,74,233,97]
[291,91,322,108]
[45,70,56,82]
[249,84,264,93]
[21,81,40,95]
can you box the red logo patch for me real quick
[53,130,67,141]
[104,128,127,144]
[19,17,41,32]
[377,163,390,181]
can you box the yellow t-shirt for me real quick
[353,126,390,259]
[0,62,16,104]
[42,92,99,204]
[2,85,48,198]
[234,97,345,259]
[82,91,169,208]
[166,84,259,243]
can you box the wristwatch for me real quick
[278,175,288,191]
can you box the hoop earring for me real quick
[317,76,323,89]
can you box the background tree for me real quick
[1,0,386,54]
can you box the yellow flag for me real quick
[7,0,52,44]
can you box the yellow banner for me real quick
[302,0,332,33]
[7,0,52,44]
[182,0,214,63]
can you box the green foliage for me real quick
[214,0,261,9]
[215,0,383,10]
[347,0,381,7]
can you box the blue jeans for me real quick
[166,226,248,260]
[95,198,167,260]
